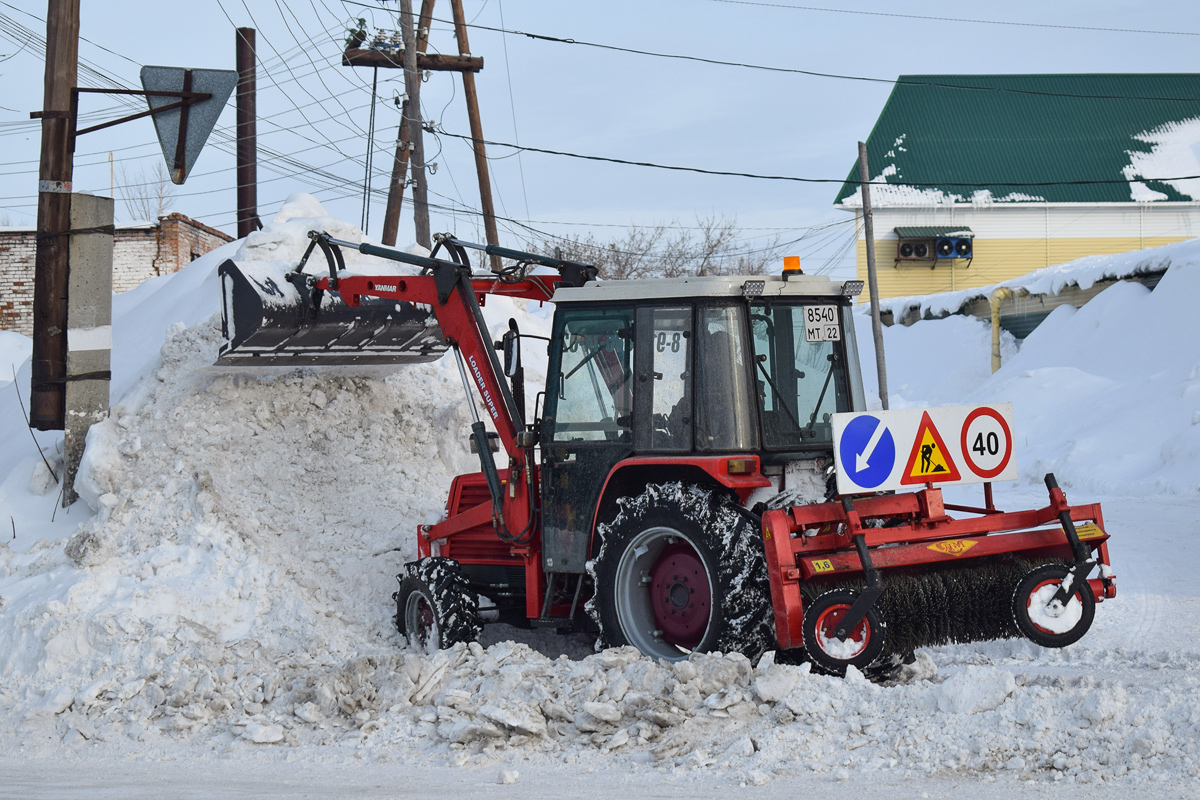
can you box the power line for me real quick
[407,12,1200,103]
[495,0,529,219]
[701,0,1200,38]
[432,129,1200,189]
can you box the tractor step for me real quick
[530,616,575,629]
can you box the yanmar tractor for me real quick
[217,232,1115,675]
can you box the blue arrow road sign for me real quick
[839,414,896,489]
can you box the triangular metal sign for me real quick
[140,65,237,185]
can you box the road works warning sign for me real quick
[900,411,961,485]
[832,403,1016,495]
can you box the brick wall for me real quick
[0,230,37,336]
[1,214,233,334]
[112,225,159,294]
[156,213,233,274]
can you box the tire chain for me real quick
[396,556,483,647]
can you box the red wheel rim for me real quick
[814,603,871,658]
[409,595,435,646]
[648,541,711,649]
[1025,578,1079,636]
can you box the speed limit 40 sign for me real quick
[960,407,1013,478]
[832,402,1017,494]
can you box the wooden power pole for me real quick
[30,0,80,430]
[449,0,500,271]
[398,0,430,249]
[381,0,434,248]
[345,1,499,267]
[235,27,261,238]
[858,141,889,410]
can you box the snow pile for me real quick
[1,330,30,385]
[856,237,1200,494]
[856,313,1019,410]
[0,318,478,745]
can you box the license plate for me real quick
[803,305,840,342]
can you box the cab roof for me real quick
[551,273,851,304]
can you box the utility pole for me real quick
[449,0,500,271]
[235,27,261,238]
[858,141,889,410]
[399,0,431,249]
[381,0,434,247]
[347,3,497,261]
[30,0,80,431]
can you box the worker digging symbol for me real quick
[901,411,961,485]
[920,442,938,474]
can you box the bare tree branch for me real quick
[526,216,780,280]
[117,161,177,222]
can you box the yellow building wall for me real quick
[856,236,1188,300]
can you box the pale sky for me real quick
[2,0,1199,277]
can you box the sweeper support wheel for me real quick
[802,588,887,675]
[1012,563,1095,647]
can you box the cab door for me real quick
[540,307,636,573]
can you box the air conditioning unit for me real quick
[935,237,973,259]
[896,238,933,261]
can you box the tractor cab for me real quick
[534,274,867,586]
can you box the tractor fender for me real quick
[586,456,772,561]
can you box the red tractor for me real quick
[218,232,1115,675]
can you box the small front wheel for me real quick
[802,588,886,676]
[394,557,482,651]
[1012,563,1095,648]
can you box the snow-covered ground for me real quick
[1,196,1198,798]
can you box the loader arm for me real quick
[324,269,528,447]
[310,234,576,457]
[290,233,596,549]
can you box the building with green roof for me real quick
[835,74,1200,300]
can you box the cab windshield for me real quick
[749,301,849,448]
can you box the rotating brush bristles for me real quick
[801,557,1066,656]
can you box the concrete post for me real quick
[858,141,889,410]
[62,193,113,506]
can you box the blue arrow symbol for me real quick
[840,415,896,489]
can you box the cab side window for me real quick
[548,309,635,443]
[635,306,692,451]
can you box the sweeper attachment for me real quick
[216,231,1116,676]
[761,473,1115,674]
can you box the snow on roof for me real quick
[874,235,1200,320]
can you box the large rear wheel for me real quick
[590,483,773,662]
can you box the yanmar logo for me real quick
[928,539,978,557]
[374,284,398,293]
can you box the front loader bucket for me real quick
[216,259,449,366]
